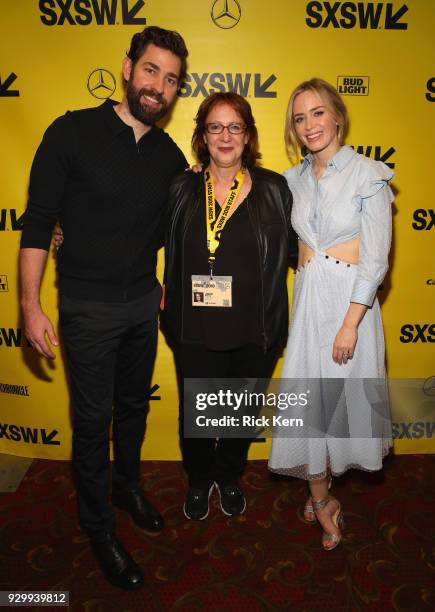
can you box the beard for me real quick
[126,81,170,126]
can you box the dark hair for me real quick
[126,26,188,83]
[191,92,261,168]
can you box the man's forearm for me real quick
[20,247,49,309]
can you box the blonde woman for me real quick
[269,79,393,550]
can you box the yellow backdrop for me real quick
[1,0,434,459]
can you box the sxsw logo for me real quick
[0,209,24,231]
[426,78,435,102]
[306,2,408,29]
[178,73,277,98]
[148,384,161,401]
[399,324,435,343]
[350,145,396,168]
[392,422,435,439]
[39,0,146,26]
[0,423,60,445]
[0,328,31,348]
[412,209,435,231]
[0,73,19,97]
[337,76,369,96]
[0,275,8,292]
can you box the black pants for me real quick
[175,343,279,488]
[59,286,161,537]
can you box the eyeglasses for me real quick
[205,122,246,135]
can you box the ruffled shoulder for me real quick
[356,155,394,200]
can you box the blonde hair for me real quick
[284,78,349,163]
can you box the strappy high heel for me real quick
[312,495,344,551]
[303,477,332,524]
[303,498,317,523]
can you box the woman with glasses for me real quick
[268,79,394,550]
[162,92,298,521]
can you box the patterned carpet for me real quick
[1,455,435,611]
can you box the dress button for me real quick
[336,260,339,264]
[325,255,329,259]
[347,264,350,267]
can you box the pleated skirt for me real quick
[268,253,392,480]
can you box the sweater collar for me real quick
[100,98,158,143]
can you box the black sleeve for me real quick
[157,149,189,250]
[175,147,188,174]
[163,170,192,239]
[20,114,74,251]
[282,183,298,269]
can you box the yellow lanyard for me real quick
[204,167,245,277]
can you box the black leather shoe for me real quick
[216,482,246,516]
[112,487,164,532]
[90,533,143,590]
[183,484,214,520]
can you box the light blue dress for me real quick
[268,146,394,480]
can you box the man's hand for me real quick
[23,304,58,359]
[53,223,64,249]
[186,163,203,174]
[20,247,57,359]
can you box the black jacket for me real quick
[162,166,298,350]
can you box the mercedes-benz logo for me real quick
[423,376,435,397]
[211,0,241,29]
[87,69,116,99]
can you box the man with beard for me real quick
[19,27,188,590]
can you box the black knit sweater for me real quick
[21,99,187,301]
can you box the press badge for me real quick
[191,275,232,307]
